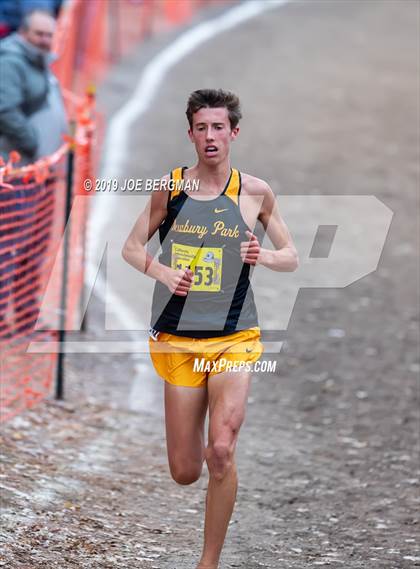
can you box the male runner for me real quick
[122,89,298,569]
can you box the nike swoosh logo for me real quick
[214,208,228,213]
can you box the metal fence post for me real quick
[55,125,75,400]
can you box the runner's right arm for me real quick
[121,177,193,295]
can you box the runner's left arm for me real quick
[241,183,299,272]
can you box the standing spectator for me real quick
[0,9,68,337]
[0,9,67,165]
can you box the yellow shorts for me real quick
[148,327,264,388]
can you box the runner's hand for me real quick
[240,230,261,265]
[163,267,194,296]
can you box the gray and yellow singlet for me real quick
[150,166,259,337]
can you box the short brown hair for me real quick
[186,89,242,130]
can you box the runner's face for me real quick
[188,107,239,165]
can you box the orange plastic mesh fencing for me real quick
[0,99,95,422]
[0,150,67,420]
[63,91,96,331]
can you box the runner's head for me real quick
[186,89,242,130]
[186,89,241,165]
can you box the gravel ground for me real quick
[1,1,419,568]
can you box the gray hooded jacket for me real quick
[0,32,57,164]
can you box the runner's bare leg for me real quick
[165,382,208,484]
[197,370,251,569]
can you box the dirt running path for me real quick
[1,1,419,568]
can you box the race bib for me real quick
[171,243,223,292]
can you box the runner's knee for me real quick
[169,460,203,485]
[205,439,235,481]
